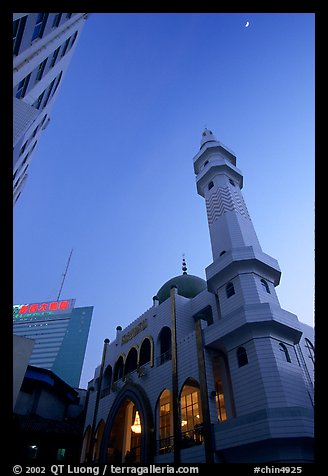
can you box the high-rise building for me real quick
[13,13,89,204]
[13,298,93,388]
[81,130,314,464]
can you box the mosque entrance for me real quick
[106,399,142,463]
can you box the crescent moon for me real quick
[245,21,250,27]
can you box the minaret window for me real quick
[279,343,291,363]
[204,160,209,168]
[208,181,214,190]
[226,282,235,298]
[219,250,226,256]
[260,279,271,294]
[229,179,235,186]
[305,338,315,364]
[237,347,248,367]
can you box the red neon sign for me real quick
[18,300,70,315]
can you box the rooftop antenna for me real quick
[57,248,73,301]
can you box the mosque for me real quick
[81,129,314,464]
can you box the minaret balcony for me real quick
[193,141,237,172]
[195,161,243,197]
[205,246,281,292]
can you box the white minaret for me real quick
[193,128,281,301]
[193,129,314,460]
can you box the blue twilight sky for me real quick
[13,13,315,389]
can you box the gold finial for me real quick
[182,254,188,275]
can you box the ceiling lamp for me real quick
[131,411,142,433]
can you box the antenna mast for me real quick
[57,248,73,301]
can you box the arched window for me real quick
[124,347,138,375]
[101,365,112,398]
[93,420,106,462]
[208,181,214,190]
[212,352,235,422]
[80,426,92,463]
[157,327,172,366]
[237,347,248,367]
[261,278,270,294]
[220,250,226,256]
[113,356,124,382]
[157,389,173,454]
[279,343,291,363]
[305,338,315,364]
[139,338,151,366]
[180,378,203,447]
[226,282,235,298]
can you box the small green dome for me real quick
[156,274,207,304]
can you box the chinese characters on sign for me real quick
[13,299,75,319]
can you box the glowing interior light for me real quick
[131,411,142,433]
[181,420,187,426]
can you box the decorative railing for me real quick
[156,426,204,454]
[156,350,172,367]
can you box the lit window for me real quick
[237,347,248,367]
[260,279,270,294]
[27,445,39,459]
[279,343,291,363]
[226,282,235,298]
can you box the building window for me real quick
[260,278,270,294]
[19,140,28,156]
[139,338,151,366]
[15,73,31,99]
[32,13,48,42]
[69,31,78,50]
[50,47,60,67]
[124,347,138,375]
[229,178,235,186]
[158,389,172,454]
[208,181,214,190]
[33,90,45,109]
[36,58,48,81]
[226,282,235,298]
[27,445,39,459]
[237,346,248,367]
[113,356,124,382]
[219,250,226,256]
[215,376,227,422]
[279,343,291,363]
[13,15,27,55]
[52,13,62,28]
[305,338,315,364]
[180,379,203,447]
[57,448,66,461]
[204,160,209,167]
[61,38,70,57]
[157,326,172,366]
